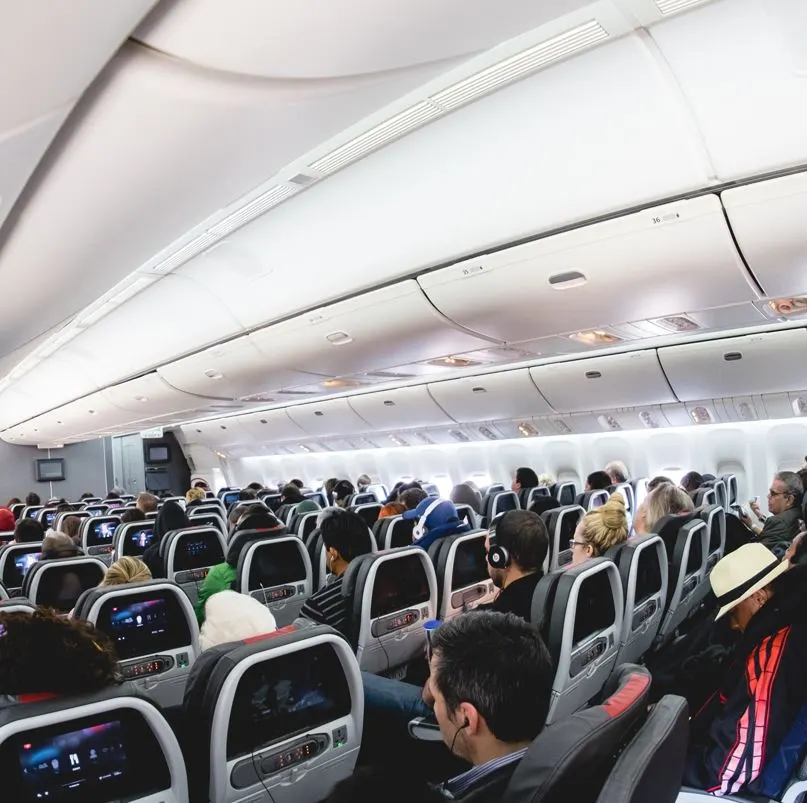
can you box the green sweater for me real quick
[196,562,237,625]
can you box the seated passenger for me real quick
[100,556,152,587]
[570,494,628,565]
[0,608,120,699]
[120,506,146,524]
[484,510,549,620]
[428,611,553,801]
[450,482,483,514]
[59,515,81,546]
[511,467,539,494]
[185,487,206,508]
[400,486,428,511]
[647,475,673,491]
[24,492,41,507]
[199,590,277,650]
[298,509,373,636]
[280,483,306,506]
[135,491,159,515]
[585,470,612,492]
[0,506,14,532]
[333,480,355,509]
[605,461,629,484]
[680,471,704,494]
[141,500,190,579]
[684,545,807,795]
[79,492,95,501]
[6,497,21,508]
[742,471,803,556]
[245,481,265,492]
[357,474,372,492]
[633,482,693,536]
[14,517,44,544]
[195,510,284,624]
[379,501,406,519]
[192,479,210,491]
[42,532,82,560]
[405,498,470,551]
[324,477,340,504]
[105,490,122,500]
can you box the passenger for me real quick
[298,509,373,636]
[484,510,549,620]
[288,478,305,490]
[511,467,539,493]
[0,609,120,698]
[633,482,693,536]
[450,482,483,514]
[379,501,406,519]
[199,590,277,650]
[192,479,210,491]
[325,768,444,803]
[6,497,20,508]
[537,473,555,487]
[332,480,355,509]
[141,501,190,579]
[120,507,146,524]
[680,471,704,493]
[135,491,159,515]
[570,494,628,565]
[427,611,553,800]
[400,487,428,511]
[195,510,284,623]
[24,492,41,507]
[0,506,14,532]
[14,518,44,544]
[185,487,206,508]
[528,495,561,516]
[604,461,630,484]
[324,477,340,504]
[742,471,804,556]
[384,481,407,505]
[585,470,612,492]
[280,483,306,505]
[79,492,95,501]
[238,489,257,501]
[245,481,265,492]
[647,475,673,491]
[105,490,121,500]
[405,498,470,551]
[684,546,807,795]
[60,515,81,546]
[100,556,151,587]
[41,532,82,560]
[357,474,372,492]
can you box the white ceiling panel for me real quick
[658,329,807,401]
[100,373,204,419]
[651,0,807,179]
[530,350,676,413]
[234,410,307,444]
[428,369,554,422]
[135,0,590,78]
[722,172,807,299]
[287,398,371,439]
[420,195,753,343]
[348,385,453,430]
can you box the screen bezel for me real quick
[35,459,65,482]
[145,444,171,465]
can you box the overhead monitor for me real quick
[35,459,65,482]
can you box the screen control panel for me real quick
[175,568,210,583]
[370,608,420,638]
[231,734,330,789]
[569,636,608,678]
[120,654,174,679]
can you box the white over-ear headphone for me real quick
[413,497,445,541]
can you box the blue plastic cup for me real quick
[424,619,440,661]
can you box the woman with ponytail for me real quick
[570,493,629,566]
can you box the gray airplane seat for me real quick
[609,482,636,515]
[709,479,728,512]
[522,485,551,509]
[114,521,156,560]
[21,505,43,521]
[697,504,726,572]
[80,515,121,565]
[502,664,652,803]
[0,597,36,614]
[428,531,495,620]
[529,558,624,724]
[187,511,227,537]
[0,687,188,803]
[84,503,112,518]
[351,503,382,529]
[160,526,226,608]
[53,510,91,534]
[347,492,377,507]
[288,507,318,536]
[22,557,108,614]
[373,515,416,550]
[234,537,313,627]
[182,624,361,803]
[0,543,44,596]
[188,502,226,519]
[543,505,585,571]
[341,547,437,677]
[73,580,199,709]
[274,503,297,524]
[552,482,578,507]
[307,526,376,591]
[605,535,668,666]
[295,511,319,541]
[0,580,7,601]
[720,474,738,507]
[631,478,649,509]
[453,503,479,530]
[576,490,610,512]
[690,487,717,508]
[596,695,688,803]
[653,516,709,648]
[481,490,520,528]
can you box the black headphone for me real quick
[486,511,513,569]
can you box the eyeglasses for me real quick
[768,489,792,498]
[569,540,588,549]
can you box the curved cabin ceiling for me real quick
[2,0,807,446]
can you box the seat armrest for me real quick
[408,716,443,742]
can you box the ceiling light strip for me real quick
[430,21,608,111]
[309,101,442,176]
[655,0,709,14]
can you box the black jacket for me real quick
[683,564,807,794]
[484,573,542,621]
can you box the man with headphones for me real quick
[484,510,550,621]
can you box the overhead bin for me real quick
[722,172,807,299]
[348,385,452,430]
[529,350,675,413]
[658,329,807,401]
[234,410,307,443]
[418,195,753,344]
[287,398,371,438]
[427,369,553,423]
[100,373,204,418]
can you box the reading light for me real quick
[321,378,366,388]
[690,406,712,424]
[429,356,479,368]
[518,422,538,437]
[763,297,807,318]
[299,444,313,453]
[569,330,622,346]
[479,426,498,440]
[389,434,409,447]
[325,331,353,345]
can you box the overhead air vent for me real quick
[737,402,757,421]
[640,410,661,429]
[450,430,471,442]
[366,371,416,379]
[479,426,499,440]
[417,432,436,445]
[325,331,353,346]
[598,415,622,431]
[389,434,409,447]
[553,419,572,434]
[209,185,297,239]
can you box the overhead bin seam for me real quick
[718,206,766,298]
[652,349,681,405]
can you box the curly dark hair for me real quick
[0,609,121,695]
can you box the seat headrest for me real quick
[502,664,652,803]
[226,527,285,564]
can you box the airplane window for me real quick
[467,473,491,489]
[429,476,453,499]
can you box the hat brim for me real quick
[714,559,790,621]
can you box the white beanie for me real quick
[199,590,277,651]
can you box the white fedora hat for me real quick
[712,543,790,621]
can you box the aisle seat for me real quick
[696,504,726,571]
[182,624,361,803]
[481,490,519,527]
[373,516,415,551]
[160,527,226,607]
[0,597,36,614]
[428,531,495,620]
[351,503,382,529]
[530,558,624,724]
[307,526,376,591]
[23,556,107,613]
[551,482,578,507]
[74,579,199,709]
[609,482,636,514]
